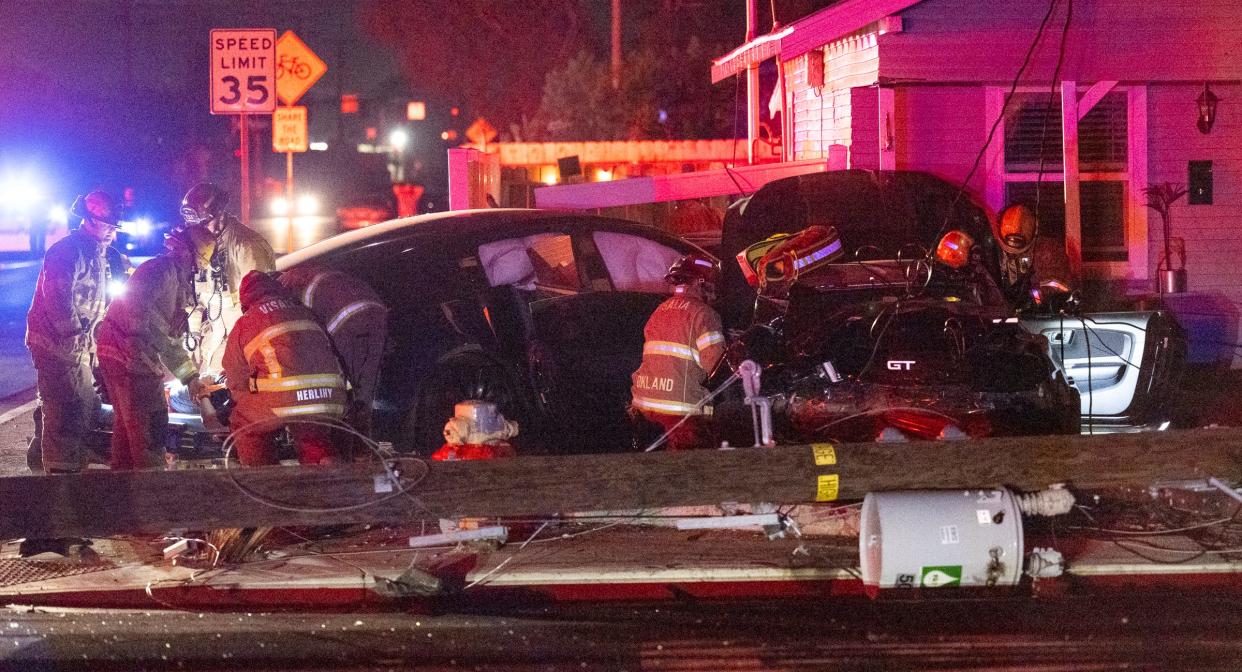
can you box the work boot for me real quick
[18,537,97,561]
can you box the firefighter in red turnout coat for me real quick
[97,226,216,470]
[277,266,387,437]
[630,252,726,451]
[223,271,347,466]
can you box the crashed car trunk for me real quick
[717,170,1183,441]
[724,259,1080,443]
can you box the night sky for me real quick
[0,1,399,214]
[0,1,816,215]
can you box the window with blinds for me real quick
[1001,88,1132,264]
[1003,91,1128,173]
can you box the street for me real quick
[3,1,1242,668]
[0,256,41,478]
[0,592,1238,670]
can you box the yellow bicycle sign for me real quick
[274,31,327,106]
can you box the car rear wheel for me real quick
[405,350,531,455]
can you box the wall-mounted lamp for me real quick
[1197,83,1219,134]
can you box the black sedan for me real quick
[278,209,709,454]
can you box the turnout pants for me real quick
[230,409,340,466]
[98,359,168,471]
[635,409,717,452]
[336,318,386,437]
[32,353,100,472]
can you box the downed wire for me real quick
[219,416,431,515]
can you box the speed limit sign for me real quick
[210,29,277,114]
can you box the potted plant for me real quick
[1144,182,1189,293]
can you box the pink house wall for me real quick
[1148,84,1242,298]
[878,0,1242,84]
[890,86,988,198]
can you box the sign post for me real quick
[270,31,327,251]
[210,28,277,226]
[273,106,308,253]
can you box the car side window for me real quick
[478,233,581,292]
[591,231,682,294]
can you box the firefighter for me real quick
[223,270,348,466]
[177,183,277,375]
[277,266,388,436]
[26,190,122,472]
[996,204,1075,308]
[630,252,726,451]
[96,227,216,470]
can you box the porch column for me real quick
[1060,81,1082,276]
[878,87,896,170]
[746,0,760,164]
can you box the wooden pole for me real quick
[610,0,622,90]
[239,113,251,226]
[3,428,1242,540]
[285,149,294,253]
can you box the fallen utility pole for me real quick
[2,427,1241,539]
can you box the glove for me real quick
[187,376,207,400]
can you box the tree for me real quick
[358,0,587,133]
[529,38,734,141]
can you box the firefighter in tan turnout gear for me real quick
[178,183,277,375]
[278,265,388,437]
[223,271,348,466]
[630,252,726,451]
[26,190,123,472]
[96,227,216,470]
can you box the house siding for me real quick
[878,0,1242,83]
[1148,84,1242,298]
[892,86,988,197]
[784,32,879,162]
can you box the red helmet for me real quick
[70,190,120,226]
[665,251,720,287]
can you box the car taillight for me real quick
[877,409,988,441]
[935,230,974,269]
[881,409,953,440]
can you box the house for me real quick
[529,0,1241,361]
[748,0,1239,298]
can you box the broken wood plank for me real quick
[2,427,1241,539]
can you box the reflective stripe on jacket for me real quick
[26,231,109,362]
[630,292,725,416]
[96,254,197,380]
[278,266,387,338]
[223,294,346,422]
[278,266,388,392]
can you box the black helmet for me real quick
[180,183,229,225]
[70,190,120,226]
[665,251,720,287]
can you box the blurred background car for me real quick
[253,149,397,252]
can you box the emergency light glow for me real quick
[128,217,153,237]
[48,205,68,225]
[0,177,41,212]
[296,194,320,215]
